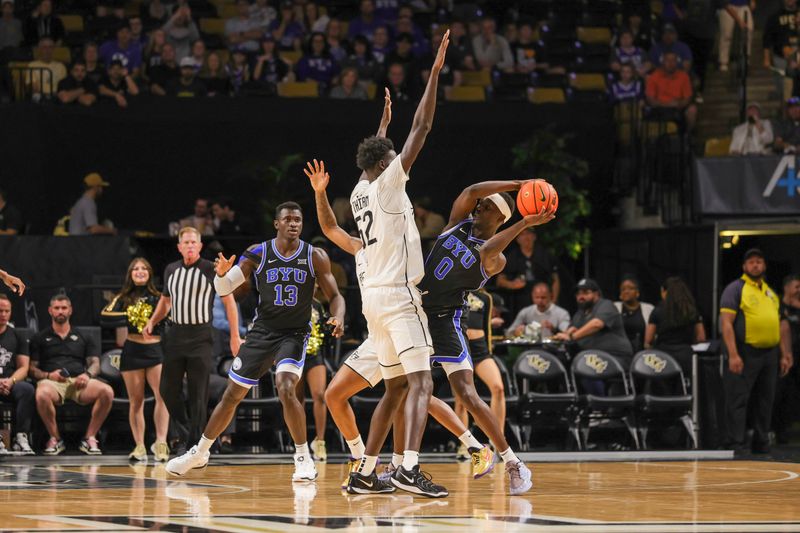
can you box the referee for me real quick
[144,227,242,454]
[720,248,793,454]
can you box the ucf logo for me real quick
[527,354,551,374]
[583,353,608,374]
[109,352,122,371]
[643,353,666,373]
[467,292,484,312]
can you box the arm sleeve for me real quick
[729,124,745,153]
[100,294,128,328]
[377,155,410,212]
[162,266,173,296]
[556,308,571,332]
[505,308,529,337]
[593,300,620,329]
[498,38,514,70]
[472,36,488,64]
[720,281,742,314]
[649,305,661,325]
[15,329,30,356]
[211,296,230,332]
[761,120,774,145]
[85,200,98,228]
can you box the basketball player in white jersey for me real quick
[345,30,450,497]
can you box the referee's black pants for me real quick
[724,344,779,450]
[161,324,213,446]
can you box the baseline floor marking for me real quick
[621,462,800,490]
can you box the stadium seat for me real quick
[643,120,679,138]
[630,350,697,449]
[281,50,302,64]
[704,136,732,157]
[445,85,486,102]
[528,87,566,104]
[577,26,612,44]
[59,14,85,33]
[33,46,71,64]
[461,69,492,87]
[220,4,239,18]
[364,82,377,99]
[277,81,319,98]
[570,73,607,91]
[200,18,226,35]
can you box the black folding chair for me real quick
[514,350,580,450]
[630,349,697,449]
[571,350,640,450]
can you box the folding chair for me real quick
[630,349,697,449]
[445,85,486,102]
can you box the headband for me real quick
[484,193,511,223]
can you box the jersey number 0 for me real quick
[355,210,377,247]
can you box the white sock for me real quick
[458,430,483,451]
[197,435,214,454]
[358,454,378,475]
[402,450,419,470]
[499,447,519,464]
[295,442,311,459]
[391,453,404,468]
[346,436,365,459]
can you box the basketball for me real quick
[517,179,558,216]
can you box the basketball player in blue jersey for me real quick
[166,201,345,482]
[419,181,555,495]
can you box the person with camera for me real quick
[29,294,114,456]
[730,102,774,155]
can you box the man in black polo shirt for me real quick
[29,294,114,456]
[0,294,35,455]
[56,60,98,106]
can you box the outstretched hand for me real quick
[432,29,450,73]
[0,271,25,295]
[327,316,344,337]
[304,159,330,192]
[381,87,392,125]
[522,206,557,228]
[214,252,236,277]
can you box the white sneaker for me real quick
[310,438,327,462]
[292,453,318,481]
[0,439,7,455]
[13,433,34,455]
[166,445,210,476]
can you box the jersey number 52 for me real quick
[355,210,377,247]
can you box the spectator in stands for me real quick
[503,22,518,47]
[210,197,246,235]
[144,29,167,70]
[413,196,446,240]
[226,46,251,94]
[0,0,23,50]
[619,8,653,50]
[189,39,207,71]
[763,0,797,91]
[512,21,548,75]
[329,66,368,99]
[385,61,411,101]
[268,0,305,52]
[645,276,706,372]
[83,42,104,86]
[27,36,66,99]
[129,16,146,47]
[377,0,400,24]
[773,97,800,152]
[614,276,654,353]
[226,0,263,53]
[449,19,477,71]
[719,0,754,73]
[553,278,634,367]
[341,34,381,83]
[252,35,291,91]
[29,294,115,456]
[348,0,381,41]
[23,0,64,47]
[371,25,393,65]
[99,22,143,77]
[68,173,116,235]
[0,188,23,235]
[148,42,178,95]
[163,5,200,61]
[325,18,347,62]
[472,17,514,73]
[166,56,206,97]
[720,248,792,453]
[303,1,330,34]
[209,294,243,453]
[649,23,693,72]
[179,197,214,236]
[250,0,277,32]
[645,51,697,130]
[99,59,139,108]
[0,293,35,455]
[96,1,126,20]
[100,258,170,462]
[142,0,168,29]
[609,63,644,103]
[773,273,800,443]
[295,31,340,90]
[496,227,560,316]
[386,32,419,81]
[199,52,231,97]
[610,28,649,77]
[420,27,462,97]
[505,281,571,338]
[730,102,774,155]
[395,15,427,57]
[57,61,98,107]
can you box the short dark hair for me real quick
[50,293,71,305]
[620,274,640,289]
[211,196,232,209]
[498,192,515,218]
[783,273,800,287]
[275,201,302,219]
[356,136,394,171]
[0,293,10,303]
[71,59,87,69]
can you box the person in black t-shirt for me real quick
[0,294,35,455]
[166,57,207,97]
[57,61,98,106]
[774,273,800,442]
[613,276,655,354]
[99,59,140,107]
[496,227,560,317]
[419,28,463,97]
[148,42,179,96]
[0,188,23,236]
[210,197,247,236]
[29,294,114,456]
[645,276,706,372]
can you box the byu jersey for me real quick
[246,239,316,332]
[350,155,425,289]
[420,219,490,314]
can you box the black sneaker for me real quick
[391,465,449,498]
[346,471,396,494]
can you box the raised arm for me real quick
[399,29,449,173]
[305,159,362,256]
[480,208,556,277]
[444,180,524,231]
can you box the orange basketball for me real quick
[517,179,558,216]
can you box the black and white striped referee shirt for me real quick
[162,259,216,325]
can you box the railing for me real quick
[7,65,54,102]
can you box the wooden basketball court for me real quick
[1,457,799,531]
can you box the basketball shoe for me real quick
[292,453,318,481]
[346,471,396,494]
[471,446,495,479]
[166,445,210,476]
[506,461,533,495]
[391,465,449,498]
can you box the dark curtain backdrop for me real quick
[0,98,615,235]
